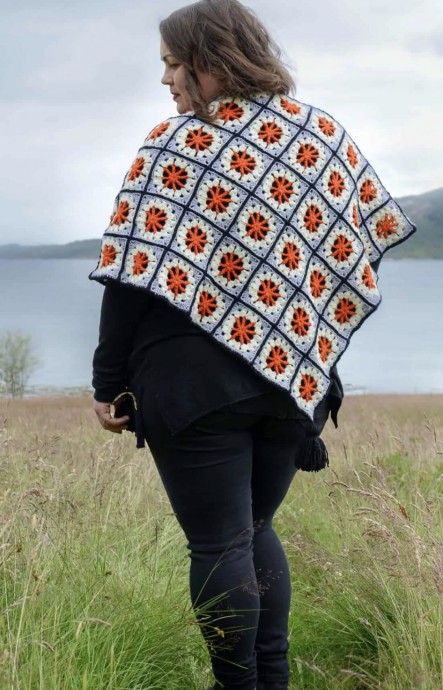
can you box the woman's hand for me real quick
[93,400,130,434]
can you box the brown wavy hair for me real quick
[159,0,295,121]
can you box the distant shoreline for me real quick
[2,186,442,260]
[23,386,94,399]
[1,387,442,402]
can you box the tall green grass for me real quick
[0,395,442,689]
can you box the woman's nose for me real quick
[161,68,172,85]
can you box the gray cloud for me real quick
[407,29,443,55]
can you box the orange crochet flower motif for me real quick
[231,316,256,345]
[198,291,218,318]
[185,127,214,152]
[352,204,360,228]
[144,206,168,234]
[360,179,378,204]
[335,297,357,324]
[101,244,117,267]
[230,150,256,176]
[167,265,189,297]
[318,336,333,363]
[270,176,294,205]
[331,234,354,262]
[297,144,319,169]
[299,374,318,402]
[328,171,346,197]
[246,213,271,241]
[132,251,149,276]
[291,307,311,337]
[304,204,323,233]
[347,145,358,169]
[375,213,399,239]
[206,185,232,215]
[128,158,145,181]
[111,201,130,226]
[257,280,281,308]
[280,98,301,116]
[162,163,188,191]
[362,264,376,289]
[318,117,336,137]
[310,270,327,298]
[266,345,289,375]
[185,225,208,254]
[218,101,244,122]
[149,122,170,140]
[259,121,284,146]
[281,242,301,271]
[219,252,244,282]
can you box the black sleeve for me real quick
[92,281,150,402]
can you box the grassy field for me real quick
[0,394,442,690]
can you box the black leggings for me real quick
[142,396,306,690]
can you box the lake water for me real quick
[1,259,442,395]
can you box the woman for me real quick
[91,1,416,688]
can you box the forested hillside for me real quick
[390,187,443,259]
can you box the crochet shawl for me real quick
[90,93,416,420]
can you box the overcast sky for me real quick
[1,0,442,246]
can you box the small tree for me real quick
[0,331,40,398]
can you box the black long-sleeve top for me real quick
[92,281,343,435]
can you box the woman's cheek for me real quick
[174,67,187,93]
